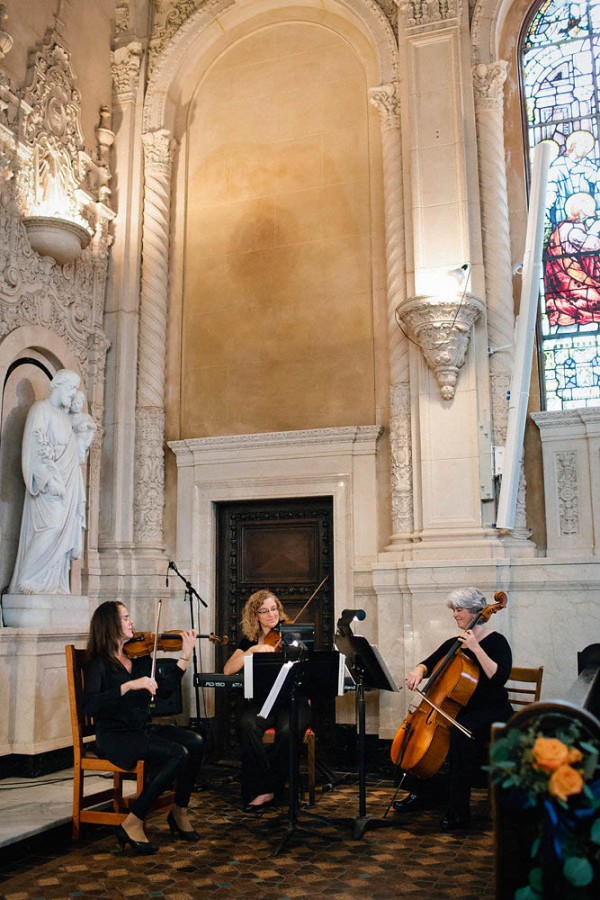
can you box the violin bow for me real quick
[291,575,329,624]
[150,598,163,683]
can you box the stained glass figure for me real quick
[522,0,600,407]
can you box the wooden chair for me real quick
[506,665,544,709]
[262,727,316,805]
[65,644,173,840]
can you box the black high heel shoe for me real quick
[167,809,200,842]
[439,807,471,831]
[116,824,158,854]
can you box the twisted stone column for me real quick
[369,82,413,542]
[473,61,513,447]
[134,128,175,545]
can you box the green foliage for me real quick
[488,716,600,899]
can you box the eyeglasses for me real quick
[258,607,279,616]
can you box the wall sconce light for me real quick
[23,215,91,265]
[21,139,93,265]
[395,264,483,401]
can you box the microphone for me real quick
[336,608,367,637]
[341,608,366,623]
[165,561,171,588]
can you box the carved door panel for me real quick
[214,496,335,759]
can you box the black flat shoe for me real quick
[116,824,158,854]
[167,809,200,842]
[392,792,421,813]
[439,808,471,830]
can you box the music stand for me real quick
[334,631,401,839]
[257,649,346,855]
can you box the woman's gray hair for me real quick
[446,587,487,612]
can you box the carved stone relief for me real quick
[0,20,114,588]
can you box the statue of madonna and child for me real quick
[9,369,97,596]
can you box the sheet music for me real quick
[243,653,254,699]
[257,660,295,719]
[338,652,346,696]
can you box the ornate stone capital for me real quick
[369,82,401,130]
[472,61,508,109]
[142,128,175,174]
[397,0,458,29]
[396,292,484,400]
[111,42,143,102]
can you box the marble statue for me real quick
[9,370,95,595]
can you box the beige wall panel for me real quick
[181,21,376,437]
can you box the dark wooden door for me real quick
[214,496,335,759]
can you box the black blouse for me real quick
[82,654,183,768]
[420,631,512,713]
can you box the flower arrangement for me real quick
[488,717,600,899]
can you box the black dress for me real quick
[235,637,312,805]
[83,655,204,820]
[418,631,514,813]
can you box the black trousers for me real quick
[130,724,204,821]
[237,699,312,804]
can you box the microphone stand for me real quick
[167,561,208,732]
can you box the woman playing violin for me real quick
[394,587,513,830]
[223,589,311,812]
[82,601,204,853]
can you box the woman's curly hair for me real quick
[241,590,286,642]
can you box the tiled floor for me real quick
[0,764,496,899]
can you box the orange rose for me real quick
[548,764,584,802]
[532,737,569,772]
[567,747,583,764]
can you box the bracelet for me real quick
[180,655,190,662]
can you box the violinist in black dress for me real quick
[82,601,204,852]
[223,589,312,812]
[394,587,513,829]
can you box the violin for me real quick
[124,630,229,658]
[263,576,328,650]
[390,590,508,778]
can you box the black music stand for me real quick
[257,649,345,855]
[334,631,401,839]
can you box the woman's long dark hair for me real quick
[87,601,125,663]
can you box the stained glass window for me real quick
[522,0,600,408]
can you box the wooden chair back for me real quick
[506,665,544,709]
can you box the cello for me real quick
[390,590,508,779]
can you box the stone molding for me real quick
[145,0,398,129]
[169,426,384,461]
[396,292,484,400]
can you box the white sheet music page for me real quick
[257,660,295,719]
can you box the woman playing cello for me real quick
[393,587,513,829]
[82,601,204,852]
